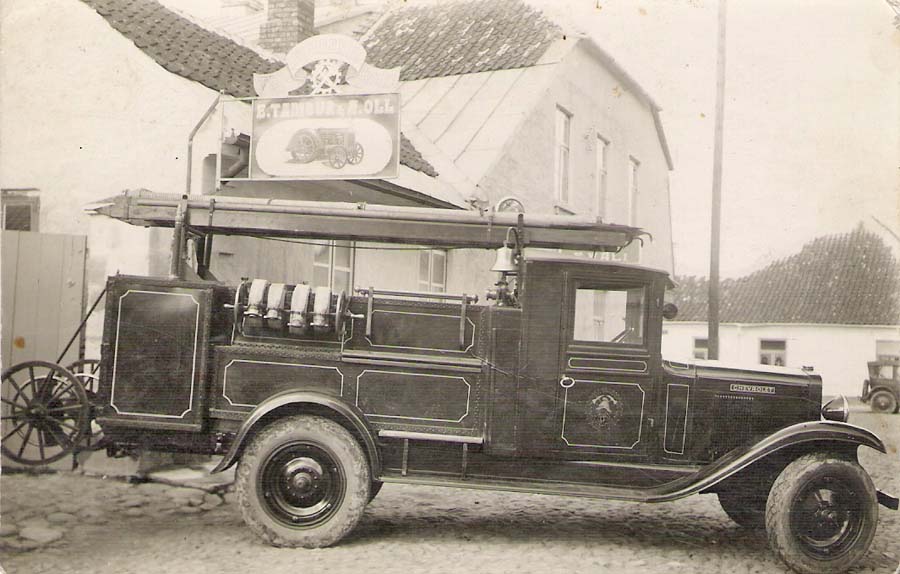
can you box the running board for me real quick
[378,473,677,503]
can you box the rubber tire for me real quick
[766,453,878,574]
[236,415,370,548]
[718,488,767,529]
[869,390,897,414]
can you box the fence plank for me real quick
[1,231,21,368]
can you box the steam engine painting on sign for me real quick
[251,93,399,179]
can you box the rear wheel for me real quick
[869,390,897,414]
[766,453,878,574]
[236,415,370,548]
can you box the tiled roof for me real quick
[670,225,900,325]
[399,134,438,178]
[79,0,438,177]
[82,0,281,98]
[363,0,559,81]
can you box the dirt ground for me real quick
[2,410,899,574]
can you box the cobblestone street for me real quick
[2,410,898,574]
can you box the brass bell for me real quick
[491,244,517,273]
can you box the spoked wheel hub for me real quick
[792,477,863,559]
[1,360,91,465]
[260,443,345,528]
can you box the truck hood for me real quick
[664,357,820,386]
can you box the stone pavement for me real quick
[1,456,235,554]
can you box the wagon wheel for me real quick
[327,146,348,169]
[347,143,364,165]
[66,358,101,397]
[288,130,318,163]
[1,360,91,466]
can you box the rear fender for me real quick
[211,390,381,476]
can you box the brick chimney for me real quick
[259,0,316,55]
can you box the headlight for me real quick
[821,394,849,422]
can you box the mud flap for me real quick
[877,490,899,510]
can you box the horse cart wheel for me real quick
[66,358,102,397]
[1,360,91,466]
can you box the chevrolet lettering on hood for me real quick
[730,383,776,395]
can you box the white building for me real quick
[1,0,675,362]
[662,223,900,397]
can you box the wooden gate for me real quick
[1,231,86,369]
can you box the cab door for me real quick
[555,272,655,458]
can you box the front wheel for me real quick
[869,390,897,414]
[766,453,878,574]
[236,415,370,548]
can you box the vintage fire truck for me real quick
[2,190,897,574]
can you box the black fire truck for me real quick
[2,190,896,574]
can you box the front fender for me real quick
[210,390,381,476]
[649,421,886,503]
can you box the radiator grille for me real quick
[709,393,755,458]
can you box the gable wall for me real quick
[477,39,674,274]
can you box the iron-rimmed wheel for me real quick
[869,390,897,414]
[66,359,101,397]
[328,146,348,169]
[288,130,318,163]
[766,453,878,574]
[236,415,370,548]
[347,142,364,165]
[1,360,90,466]
[718,488,767,529]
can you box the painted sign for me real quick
[235,34,402,181]
[251,93,399,180]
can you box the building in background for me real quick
[1,0,674,361]
[662,223,900,396]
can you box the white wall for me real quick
[0,0,233,355]
[478,40,674,275]
[662,322,900,397]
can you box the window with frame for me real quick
[595,135,608,218]
[573,286,645,345]
[760,339,786,366]
[693,338,709,360]
[313,240,354,293]
[1,190,40,231]
[555,106,572,205]
[627,157,639,226]
[418,249,447,293]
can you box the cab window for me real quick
[573,286,645,345]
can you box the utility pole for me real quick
[708,0,727,360]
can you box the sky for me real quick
[534,0,899,277]
[151,0,900,278]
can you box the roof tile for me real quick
[363,0,559,82]
[79,0,437,177]
[670,225,900,325]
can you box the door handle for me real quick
[559,376,575,389]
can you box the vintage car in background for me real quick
[2,191,897,574]
[861,359,900,413]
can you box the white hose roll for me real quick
[312,286,332,328]
[289,284,311,327]
[246,278,269,316]
[265,283,286,319]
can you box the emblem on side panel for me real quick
[586,390,623,432]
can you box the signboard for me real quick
[250,93,399,180]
